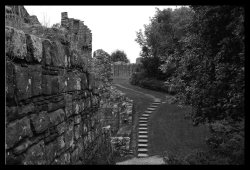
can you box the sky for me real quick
[25,6,180,63]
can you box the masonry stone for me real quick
[5,6,134,165]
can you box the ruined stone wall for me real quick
[112,63,138,78]
[5,8,113,165]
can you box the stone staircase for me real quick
[137,99,161,158]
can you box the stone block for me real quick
[74,115,81,124]
[48,109,65,126]
[6,106,18,122]
[26,34,42,63]
[51,41,66,67]
[6,62,15,104]
[72,100,80,114]
[44,141,58,164]
[80,73,88,90]
[56,122,66,135]
[58,74,67,93]
[70,49,80,67]
[13,139,32,155]
[42,39,52,66]
[70,148,79,163]
[42,75,59,95]
[14,65,32,101]
[23,141,46,165]
[5,26,27,60]
[57,135,66,150]
[30,111,49,133]
[74,124,81,140]
[64,93,73,117]
[88,73,97,90]
[28,65,42,97]
[6,117,32,149]
[65,121,74,149]
[66,72,77,92]
[48,100,65,112]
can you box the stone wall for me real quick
[5,7,113,165]
[112,63,138,78]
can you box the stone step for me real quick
[138,131,148,134]
[147,108,156,111]
[138,148,148,152]
[139,120,148,123]
[144,110,153,114]
[138,127,148,130]
[149,105,158,108]
[139,124,147,127]
[138,143,148,147]
[152,102,161,105]
[139,117,148,120]
[138,135,148,138]
[137,153,148,157]
[141,114,150,117]
[138,139,148,143]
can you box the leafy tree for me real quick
[110,50,130,63]
[170,6,244,124]
[135,7,194,80]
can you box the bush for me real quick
[130,71,169,93]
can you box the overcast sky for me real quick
[25,6,180,63]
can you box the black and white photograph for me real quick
[5,5,245,165]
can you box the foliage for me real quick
[169,6,244,124]
[130,71,169,93]
[110,50,130,63]
[135,7,194,80]
[160,6,245,164]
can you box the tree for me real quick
[110,50,129,63]
[135,7,194,80]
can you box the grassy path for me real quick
[113,77,209,163]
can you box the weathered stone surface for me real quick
[42,75,59,95]
[74,115,81,124]
[14,65,32,101]
[5,26,27,59]
[44,140,58,163]
[13,139,32,155]
[18,103,35,116]
[65,121,74,149]
[64,93,73,117]
[26,34,42,62]
[56,122,66,135]
[28,65,42,97]
[74,124,81,140]
[48,109,65,126]
[58,74,67,93]
[51,41,66,67]
[80,73,88,90]
[72,101,80,114]
[6,117,32,149]
[30,111,49,133]
[23,141,46,165]
[57,135,65,150]
[48,100,65,112]
[66,72,77,91]
[70,148,79,163]
[6,62,15,104]
[70,49,80,67]
[42,39,52,65]
[6,106,18,122]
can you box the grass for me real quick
[148,103,209,158]
[113,77,210,161]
